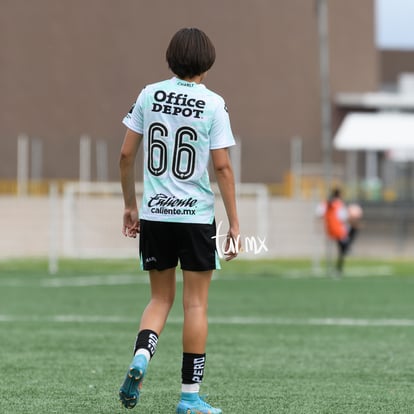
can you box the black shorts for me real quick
[139,219,220,271]
[337,226,358,255]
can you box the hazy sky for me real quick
[376,0,414,49]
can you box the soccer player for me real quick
[118,28,240,413]
[322,187,359,275]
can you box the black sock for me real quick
[133,329,159,359]
[181,353,206,384]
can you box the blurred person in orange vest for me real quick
[319,187,362,276]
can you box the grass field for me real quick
[1,258,414,413]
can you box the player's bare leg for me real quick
[176,270,222,414]
[182,270,211,353]
[119,268,176,409]
[140,267,176,333]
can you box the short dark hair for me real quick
[331,187,342,199]
[328,187,342,205]
[166,28,216,79]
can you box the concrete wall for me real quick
[380,50,414,86]
[2,194,413,260]
[0,0,378,184]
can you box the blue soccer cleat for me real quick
[119,354,148,409]
[176,392,222,414]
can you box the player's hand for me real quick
[224,227,241,261]
[122,208,140,238]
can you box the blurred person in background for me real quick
[317,187,362,276]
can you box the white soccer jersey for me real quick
[123,77,235,224]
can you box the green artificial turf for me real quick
[0,258,413,413]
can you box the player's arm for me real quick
[211,147,240,260]
[120,128,143,238]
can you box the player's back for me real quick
[123,77,235,224]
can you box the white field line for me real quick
[344,266,394,277]
[41,274,150,287]
[0,269,394,289]
[0,265,396,288]
[281,266,394,279]
[0,314,414,327]
[0,274,150,287]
